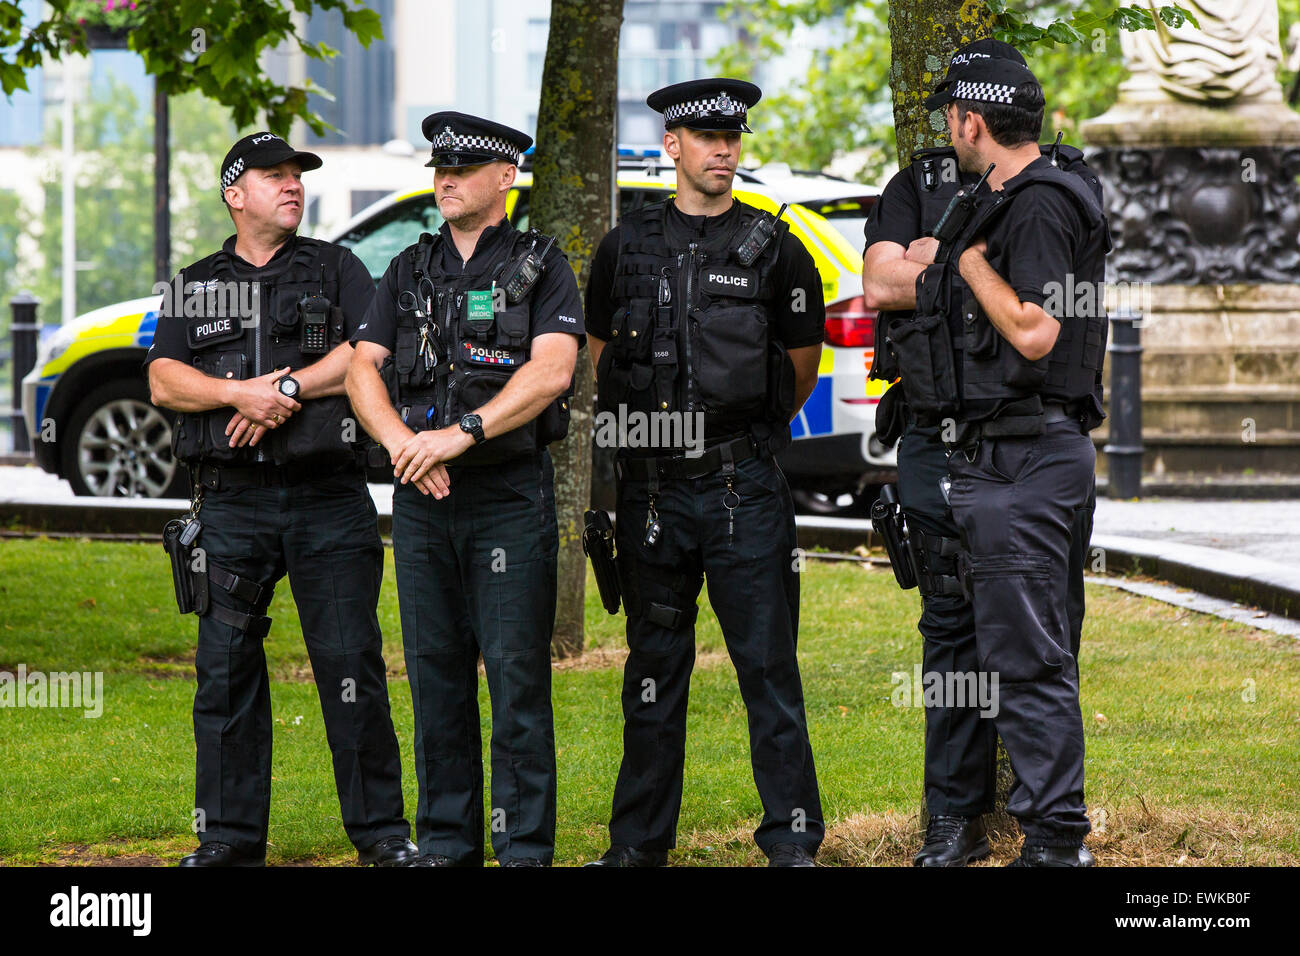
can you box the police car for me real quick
[22,149,893,509]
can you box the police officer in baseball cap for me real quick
[863,38,1102,866]
[147,132,419,867]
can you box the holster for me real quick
[582,509,622,614]
[163,517,209,616]
[870,484,918,590]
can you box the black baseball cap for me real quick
[421,111,532,168]
[924,53,1039,112]
[924,38,1035,111]
[220,132,322,200]
[646,78,762,133]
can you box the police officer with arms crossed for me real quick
[863,39,1100,866]
[888,55,1110,866]
[146,133,419,867]
[346,113,583,867]
[584,78,825,868]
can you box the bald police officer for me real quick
[347,113,583,867]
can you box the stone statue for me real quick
[1119,0,1285,104]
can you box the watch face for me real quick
[279,377,298,398]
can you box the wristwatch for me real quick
[277,375,300,399]
[459,412,486,444]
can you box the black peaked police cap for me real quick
[647,77,762,133]
[220,132,322,200]
[421,111,533,168]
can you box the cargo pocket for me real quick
[694,304,767,412]
[611,302,653,361]
[971,552,1065,682]
[888,311,958,424]
[461,371,535,460]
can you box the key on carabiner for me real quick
[721,477,740,547]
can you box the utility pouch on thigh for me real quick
[163,517,208,616]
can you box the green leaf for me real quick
[1159,5,1200,30]
[985,0,1009,14]
[341,7,384,48]
[1045,21,1085,46]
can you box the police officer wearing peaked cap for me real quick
[146,132,420,867]
[584,78,827,867]
[863,38,1101,867]
[893,54,1111,866]
[346,112,584,867]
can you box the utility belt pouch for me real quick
[583,509,622,614]
[163,517,208,615]
[890,266,959,425]
[870,484,918,590]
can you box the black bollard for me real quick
[1104,310,1143,499]
[9,292,40,454]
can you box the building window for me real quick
[304,0,396,146]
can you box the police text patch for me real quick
[187,316,243,349]
[701,266,758,299]
[462,342,519,366]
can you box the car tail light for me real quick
[824,296,876,348]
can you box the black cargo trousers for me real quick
[391,451,559,865]
[192,464,409,856]
[607,452,824,857]
[946,419,1095,846]
[897,422,1096,818]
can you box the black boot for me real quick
[768,844,816,867]
[178,842,266,868]
[1009,843,1093,867]
[584,844,668,867]
[913,815,990,867]
[358,836,419,867]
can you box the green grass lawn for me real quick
[1,537,1297,865]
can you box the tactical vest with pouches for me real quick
[170,237,354,466]
[597,199,796,440]
[390,227,572,466]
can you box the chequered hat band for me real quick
[430,130,523,164]
[220,156,245,193]
[951,80,1017,104]
[663,95,747,124]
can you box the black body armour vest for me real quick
[595,199,795,447]
[389,228,571,467]
[869,140,1103,387]
[874,144,1110,434]
[170,237,355,466]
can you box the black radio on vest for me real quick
[298,264,331,354]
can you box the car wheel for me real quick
[61,379,189,498]
[791,487,874,518]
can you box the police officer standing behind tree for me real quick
[584,79,825,868]
[892,56,1110,866]
[863,39,1102,866]
[346,113,582,867]
[146,133,419,867]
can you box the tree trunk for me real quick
[886,0,995,167]
[529,0,623,659]
[885,0,1017,832]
